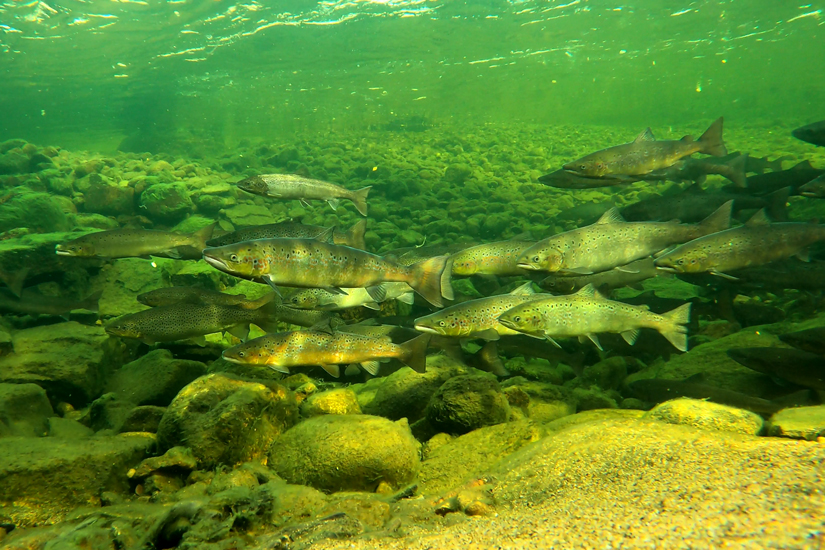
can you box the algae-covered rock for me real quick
[105,349,206,407]
[88,393,136,433]
[93,257,174,317]
[300,388,361,417]
[139,183,193,223]
[0,383,54,438]
[118,405,166,434]
[157,374,298,469]
[84,181,135,216]
[571,356,631,391]
[0,322,123,407]
[269,414,419,493]
[425,374,510,435]
[769,406,825,440]
[46,417,94,439]
[0,433,155,526]
[223,204,282,226]
[0,191,71,234]
[645,398,764,435]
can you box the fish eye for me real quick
[513,316,521,322]
[237,351,245,357]
[532,256,540,263]
[438,321,446,327]
[230,254,239,262]
[579,164,586,170]
[677,259,685,265]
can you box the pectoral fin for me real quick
[226,324,250,341]
[710,270,739,281]
[320,364,341,377]
[269,365,290,374]
[474,328,501,341]
[327,198,341,211]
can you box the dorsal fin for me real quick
[679,135,694,142]
[509,282,535,296]
[575,283,599,298]
[595,208,624,225]
[791,160,813,170]
[745,209,771,227]
[634,128,655,143]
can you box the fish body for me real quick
[519,201,731,275]
[537,169,635,189]
[105,294,279,344]
[138,286,250,307]
[726,162,824,196]
[497,284,691,352]
[727,348,825,390]
[288,287,381,311]
[799,174,825,198]
[387,242,476,266]
[628,377,781,414]
[780,327,825,355]
[414,282,544,340]
[540,257,659,294]
[0,288,101,317]
[236,174,371,216]
[202,238,452,307]
[792,119,825,147]
[563,117,726,179]
[222,330,431,376]
[450,240,535,277]
[56,224,215,259]
[654,210,825,279]
[206,220,367,250]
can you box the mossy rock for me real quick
[300,388,361,417]
[0,383,54,438]
[139,183,193,223]
[268,414,419,493]
[645,398,764,435]
[84,182,135,216]
[425,373,510,435]
[768,406,825,440]
[105,349,207,407]
[0,191,71,234]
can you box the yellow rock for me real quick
[645,397,763,435]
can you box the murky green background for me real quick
[1,0,823,151]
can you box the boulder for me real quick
[425,373,510,435]
[769,406,825,440]
[0,433,155,527]
[300,388,361,417]
[0,383,54,438]
[0,191,71,234]
[118,405,166,434]
[0,322,123,407]
[139,183,193,223]
[157,374,298,469]
[92,257,174,317]
[84,181,135,216]
[645,398,764,435]
[105,349,207,407]
[222,204,282,227]
[46,417,94,439]
[269,415,419,493]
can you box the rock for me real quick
[169,260,234,290]
[0,383,54,438]
[0,139,27,154]
[0,192,71,234]
[139,183,193,223]
[419,419,544,495]
[118,405,166,434]
[571,356,630,391]
[84,181,135,216]
[222,204,282,226]
[0,433,155,527]
[425,374,510,435]
[645,398,764,435]
[503,357,564,384]
[769,406,825,440]
[88,393,137,433]
[46,417,94,439]
[0,151,30,175]
[572,387,619,411]
[269,415,419,493]
[132,445,198,478]
[157,374,298,469]
[357,355,467,422]
[105,349,207,407]
[0,322,123,407]
[300,388,362,417]
[0,231,93,282]
[93,257,174,317]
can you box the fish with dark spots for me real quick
[628,376,785,415]
[138,286,253,307]
[449,239,536,277]
[56,224,216,260]
[386,241,477,267]
[727,348,825,391]
[676,259,825,292]
[236,173,371,216]
[792,119,825,147]
[540,257,661,294]
[206,219,367,250]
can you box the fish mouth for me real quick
[203,251,229,271]
[516,262,538,270]
[55,246,74,256]
[654,265,678,273]
[497,318,517,331]
[801,191,819,198]
[413,324,440,335]
[221,351,244,364]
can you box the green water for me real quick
[2,0,823,150]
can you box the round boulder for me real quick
[426,374,510,435]
[157,374,298,469]
[300,388,361,417]
[139,183,193,223]
[645,398,764,435]
[269,415,419,493]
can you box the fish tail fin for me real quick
[698,199,732,234]
[658,303,691,352]
[343,219,367,249]
[350,186,371,217]
[254,293,287,332]
[725,152,748,188]
[80,290,103,312]
[766,186,791,222]
[190,222,218,250]
[476,341,509,377]
[698,117,727,157]
[398,333,431,373]
[408,254,450,307]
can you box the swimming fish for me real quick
[497,284,691,352]
[799,174,825,198]
[449,239,536,277]
[222,330,432,377]
[780,327,825,355]
[288,286,384,311]
[540,257,660,294]
[236,174,371,216]
[518,201,731,275]
[727,348,825,391]
[654,210,825,280]
[628,375,783,415]
[202,238,453,308]
[792,119,825,147]
[55,224,215,260]
[0,288,101,317]
[563,117,727,180]
[206,219,367,250]
[137,286,251,307]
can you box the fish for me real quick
[55,224,216,260]
[137,286,251,307]
[562,117,727,180]
[287,286,384,311]
[206,219,367,250]
[449,239,536,277]
[727,348,825,391]
[105,293,281,344]
[0,288,101,317]
[779,327,825,356]
[540,257,660,294]
[620,184,789,223]
[386,241,477,266]
[792,119,825,147]
[799,174,825,198]
[497,284,691,352]
[723,161,824,196]
[413,282,543,341]
[553,201,615,226]
[518,201,731,275]
[236,174,371,216]
[627,375,783,415]
[654,210,825,280]
[537,169,635,189]
[273,304,343,330]
[202,238,453,308]
[221,330,432,377]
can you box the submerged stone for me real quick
[139,183,193,223]
[300,388,361,417]
[105,349,207,407]
[425,374,511,435]
[769,405,825,441]
[0,383,54,438]
[645,398,764,435]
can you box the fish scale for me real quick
[450,240,535,276]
